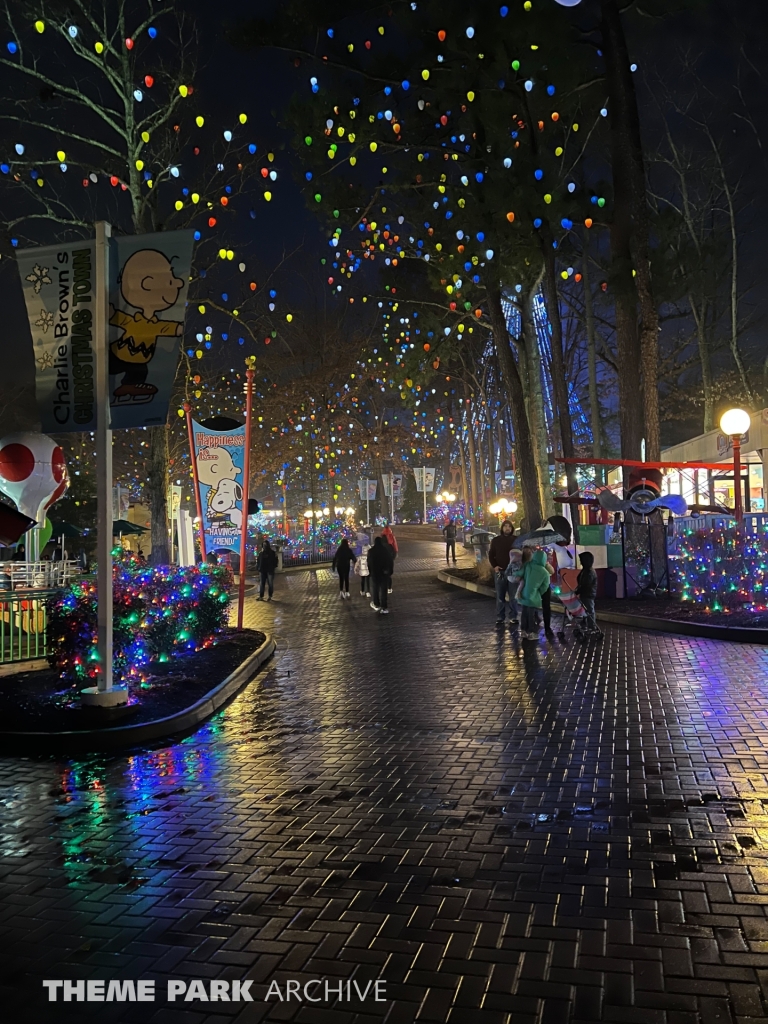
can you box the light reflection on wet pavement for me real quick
[2,536,768,1023]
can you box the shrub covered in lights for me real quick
[47,565,233,682]
[674,526,768,613]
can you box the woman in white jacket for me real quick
[356,542,371,598]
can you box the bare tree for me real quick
[0,0,257,561]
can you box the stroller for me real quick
[553,583,604,642]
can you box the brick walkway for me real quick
[2,535,768,1023]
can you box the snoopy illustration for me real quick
[208,477,243,530]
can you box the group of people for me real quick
[254,526,399,616]
[331,524,398,615]
[489,518,598,642]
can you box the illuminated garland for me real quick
[47,564,232,682]
[673,526,768,613]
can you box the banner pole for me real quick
[237,368,255,629]
[422,469,427,525]
[183,402,207,561]
[366,479,370,530]
[95,221,112,693]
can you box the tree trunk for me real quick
[601,0,651,466]
[487,286,543,529]
[581,236,604,484]
[457,427,470,511]
[476,407,489,511]
[487,408,496,498]
[147,426,170,565]
[541,245,580,538]
[463,390,480,518]
[519,292,553,517]
[690,298,715,432]
[497,413,507,481]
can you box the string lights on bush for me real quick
[47,564,232,682]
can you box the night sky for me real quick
[1,0,766,444]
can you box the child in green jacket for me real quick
[518,549,552,641]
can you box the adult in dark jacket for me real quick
[256,540,279,601]
[332,538,357,599]
[367,536,394,615]
[382,524,398,594]
[442,518,457,564]
[488,519,517,626]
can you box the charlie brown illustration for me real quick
[109,249,184,404]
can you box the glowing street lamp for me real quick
[720,408,751,523]
[489,497,518,523]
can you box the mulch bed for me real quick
[443,566,768,629]
[0,628,266,733]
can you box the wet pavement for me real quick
[2,533,768,1023]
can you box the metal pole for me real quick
[183,402,207,561]
[366,479,370,530]
[237,367,255,629]
[733,434,743,523]
[422,469,427,526]
[95,222,113,693]
[390,475,395,524]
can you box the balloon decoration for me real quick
[0,433,69,556]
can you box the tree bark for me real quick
[541,245,580,537]
[582,245,604,483]
[519,292,553,517]
[690,298,715,432]
[487,406,496,498]
[456,426,470,512]
[463,389,480,518]
[487,286,543,529]
[601,0,655,465]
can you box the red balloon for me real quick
[52,446,66,483]
[144,75,154,88]
[0,443,34,482]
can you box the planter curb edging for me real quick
[0,633,276,752]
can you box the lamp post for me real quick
[489,498,518,527]
[720,408,751,523]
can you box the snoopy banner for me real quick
[17,230,194,433]
[108,230,194,430]
[191,419,246,554]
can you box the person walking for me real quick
[356,540,371,598]
[442,517,457,564]
[488,519,517,626]
[367,535,394,615]
[519,549,552,641]
[332,538,357,599]
[576,551,598,631]
[256,539,278,601]
[382,524,398,594]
